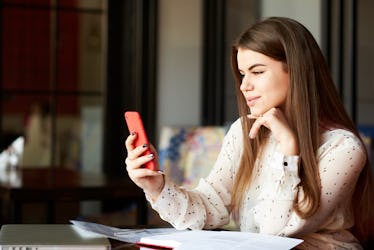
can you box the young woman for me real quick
[125,17,373,249]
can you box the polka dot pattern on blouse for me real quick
[147,119,366,249]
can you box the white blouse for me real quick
[147,118,366,249]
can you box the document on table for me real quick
[137,230,303,250]
[70,220,180,243]
[71,220,303,249]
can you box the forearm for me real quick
[146,178,230,230]
[146,179,206,230]
[252,151,301,234]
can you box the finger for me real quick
[129,168,163,179]
[125,132,137,151]
[249,114,272,139]
[149,144,159,161]
[127,165,162,185]
[248,114,262,119]
[126,153,155,171]
[127,143,152,163]
[249,117,264,139]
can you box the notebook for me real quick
[0,224,110,250]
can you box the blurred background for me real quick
[0,0,373,226]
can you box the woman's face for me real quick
[237,48,289,117]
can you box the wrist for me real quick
[280,136,299,156]
[272,151,300,173]
[144,175,165,202]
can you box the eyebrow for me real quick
[238,63,266,73]
[248,63,266,71]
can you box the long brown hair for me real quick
[230,17,373,242]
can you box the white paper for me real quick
[139,230,303,250]
[71,220,303,249]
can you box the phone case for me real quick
[124,111,156,170]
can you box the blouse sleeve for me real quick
[277,130,367,237]
[247,150,301,234]
[146,119,243,230]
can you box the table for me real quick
[0,168,147,225]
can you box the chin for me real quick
[250,106,270,117]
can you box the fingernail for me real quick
[148,154,154,158]
[157,170,164,175]
[249,132,254,139]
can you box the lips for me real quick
[246,96,260,106]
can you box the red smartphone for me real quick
[124,111,156,170]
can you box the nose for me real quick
[240,75,253,92]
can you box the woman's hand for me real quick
[125,132,165,201]
[248,108,299,156]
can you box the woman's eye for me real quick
[253,71,263,75]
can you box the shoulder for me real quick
[219,117,245,148]
[228,117,243,130]
[318,128,366,158]
[321,128,363,147]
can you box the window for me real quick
[0,0,107,172]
